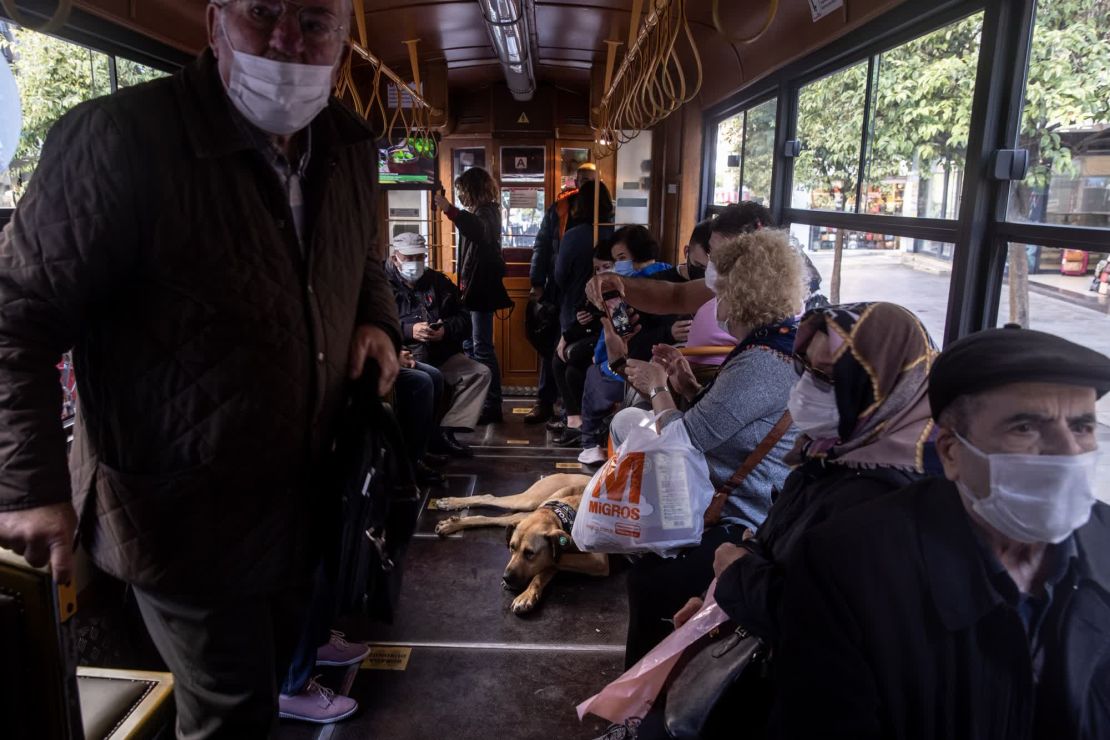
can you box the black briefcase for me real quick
[330,367,421,625]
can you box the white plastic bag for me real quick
[571,417,712,556]
[577,579,730,724]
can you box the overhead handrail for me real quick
[711,0,778,45]
[593,0,702,158]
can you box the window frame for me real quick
[699,0,1107,346]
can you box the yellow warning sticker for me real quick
[556,462,582,470]
[511,407,531,415]
[517,112,530,124]
[506,439,530,445]
[426,499,440,510]
[362,646,412,671]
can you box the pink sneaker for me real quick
[278,678,357,724]
[316,630,371,667]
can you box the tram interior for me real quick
[0,0,1108,738]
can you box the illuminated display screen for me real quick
[378,136,438,189]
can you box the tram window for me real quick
[115,59,168,88]
[0,23,112,207]
[614,130,652,226]
[386,189,429,243]
[997,243,1110,421]
[863,13,983,220]
[1007,0,1110,229]
[711,97,776,207]
[500,186,545,247]
[789,224,952,341]
[794,63,868,213]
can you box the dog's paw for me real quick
[510,590,539,615]
[431,497,464,511]
[434,516,462,537]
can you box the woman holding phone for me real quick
[435,168,512,425]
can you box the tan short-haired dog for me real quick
[432,474,610,615]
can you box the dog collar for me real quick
[541,500,576,534]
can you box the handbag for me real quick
[661,410,792,739]
[663,625,767,740]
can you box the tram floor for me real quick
[275,398,626,740]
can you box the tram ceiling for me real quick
[52,0,907,107]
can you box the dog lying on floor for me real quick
[431,473,609,615]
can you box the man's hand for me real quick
[586,273,623,311]
[625,358,668,395]
[673,596,704,629]
[713,542,749,579]
[576,310,593,327]
[348,324,400,395]
[0,502,78,585]
[412,323,446,343]
[529,285,544,301]
[670,319,693,344]
[556,336,568,362]
[399,349,416,369]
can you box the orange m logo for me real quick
[593,452,645,504]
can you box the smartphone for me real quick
[602,290,635,336]
[427,320,444,330]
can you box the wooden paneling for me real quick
[496,277,539,388]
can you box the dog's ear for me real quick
[547,531,571,562]
[505,523,516,548]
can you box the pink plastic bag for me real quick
[577,579,730,725]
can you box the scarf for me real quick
[785,302,938,473]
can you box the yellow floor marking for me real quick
[506,439,530,445]
[556,462,582,470]
[361,645,412,671]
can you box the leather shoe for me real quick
[415,461,446,486]
[552,427,583,447]
[422,452,450,468]
[546,418,567,433]
[430,431,473,458]
[524,403,554,424]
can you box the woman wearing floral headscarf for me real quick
[702,301,940,641]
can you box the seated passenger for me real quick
[772,326,1110,739]
[394,350,448,485]
[576,226,680,465]
[551,241,612,445]
[674,219,737,384]
[612,228,804,665]
[386,232,490,456]
[585,200,825,319]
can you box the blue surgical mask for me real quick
[613,260,636,277]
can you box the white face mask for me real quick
[704,259,719,295]
[787,372,841,440]
[398,260,425,282]
[954,433,1099,544]
[220,18,336,136]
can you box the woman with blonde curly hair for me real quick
[613,227,805,666]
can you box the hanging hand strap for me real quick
[703,411,792,526]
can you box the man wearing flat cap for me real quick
[771,326,1110,740]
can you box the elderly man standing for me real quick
[773,326,1110,740]
[0,0,400,736]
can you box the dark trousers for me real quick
[395,363,443,460]
[551,336,594,416]
[465,311,501,413]
[624,524,746,668]
[580,363,625,448]
[133,582,310,739]
[536,350,558,405]
[280,560,332,696]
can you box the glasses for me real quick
[793,352,834,391]
[220,0,346,47]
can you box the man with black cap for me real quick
[771,325,1109,740]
